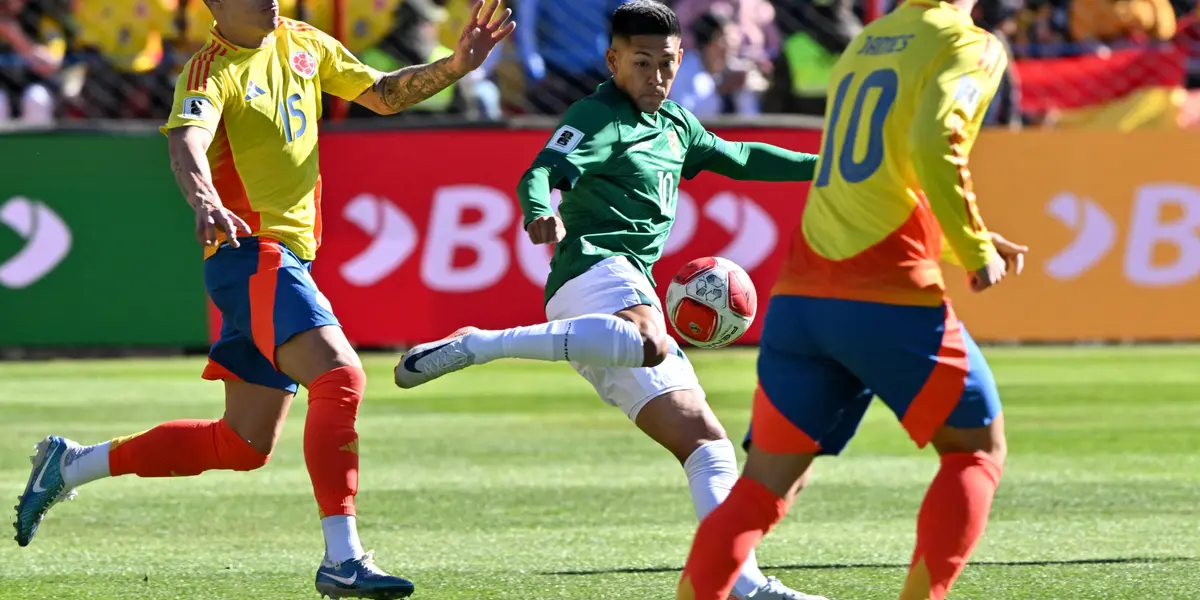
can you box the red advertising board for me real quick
[311,128,822,347]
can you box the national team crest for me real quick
[667,130,682,158]
[290,51,317,79]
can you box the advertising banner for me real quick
[947,130,1200,341]
[314,128,822,347]
[0,133,208,347]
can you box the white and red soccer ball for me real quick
[665,256,757,349]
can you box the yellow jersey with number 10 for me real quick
[775,0,1006,307]
[161,18,381,260]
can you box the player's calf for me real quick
[393,312,654,389]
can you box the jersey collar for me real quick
[208,24,274,53]
[904,0,973,25]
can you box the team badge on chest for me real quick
[290,51,317,79]
[667,129,682,158]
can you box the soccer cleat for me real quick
[314,551,415,599]
[13,436,79,547]
[743,577,829,600]
[393,326,479,389]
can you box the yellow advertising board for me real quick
[947,130,1200,341]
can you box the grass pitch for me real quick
[1,346,1197,599]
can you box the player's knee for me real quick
[637,326,671,368]
[231,448,272,471]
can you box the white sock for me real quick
[62,442,111,488]
[464,314,644,367]
[683,439,771,599]
[321,515,365,563]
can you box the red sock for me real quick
[677,477,788,600]
[109,419,268,477]
[304,366,364,518]
[901,452,1003,600]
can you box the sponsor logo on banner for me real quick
[0,196,72,289]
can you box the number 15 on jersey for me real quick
[815,68,899,188]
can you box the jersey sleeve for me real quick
[530,99,620,190]
[910,31,1006,271]
[315,29,383,101]
[160,55,228,136]
[679,108,726,180]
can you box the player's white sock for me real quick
[683,439,772,599]
[464,314,644,367]
[321,515,366,564]
[62,442,111,488]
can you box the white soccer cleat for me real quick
[743,577,829,600]
[393,327,480,389]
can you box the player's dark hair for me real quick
[610,0,681,44]
[692,11,732,49]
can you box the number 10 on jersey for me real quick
[815,68,899,187]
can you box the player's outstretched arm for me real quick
[690,141,820,183]
[354,0,514,115]
[167,126,250,248]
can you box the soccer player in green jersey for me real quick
[395,3,823,598]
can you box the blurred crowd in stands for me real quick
[1,0,1198,127]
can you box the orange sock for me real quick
[109,419,268,477]
[304,366,364,518]
[677,477,788,600]
[901,452,1003,600]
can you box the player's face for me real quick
[209,0,279,34]
[607,35,682,114]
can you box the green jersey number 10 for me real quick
[657,171,678,215]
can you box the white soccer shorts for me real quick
[545,256,704,420]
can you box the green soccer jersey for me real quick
[527,81,725,303]
[519,79,820,305]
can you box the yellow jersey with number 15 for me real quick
[775,0,1006,307]
[161,18,381,260]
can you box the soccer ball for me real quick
[665,257,757,349]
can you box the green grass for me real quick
[1,347,1198,599]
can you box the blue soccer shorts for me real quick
[746,295,1002,455]
[201,237,339,393]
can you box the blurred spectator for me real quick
[345,0,473,118]
[1070,0,1177,45]
[763,0,860,116]
[72,0,178,119]
[670,10,762,116]
[975,0,1024,128]
[307,0,399,54]
[674,0,780,69]
[433,0,505,119]
[1016,0,1070,57]
[0,0,66,124]
[516,0,630,114]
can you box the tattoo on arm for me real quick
[371,55,465,113]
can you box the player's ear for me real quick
[605,46,618,76]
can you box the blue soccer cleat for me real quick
[315,551,415,599]
[13,435,78,547]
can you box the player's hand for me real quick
[526,215,564,245]
[195,201,251,249]
[449,0,516,75]
[990,231,1029,276]
[969,232,1028,293]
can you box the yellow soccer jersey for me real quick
[776,0,1007,306]
[161,18,381,261]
